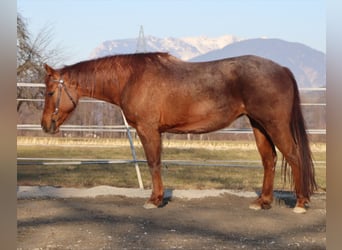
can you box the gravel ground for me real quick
[17,186,326,250]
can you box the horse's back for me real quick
[158,54,293,92]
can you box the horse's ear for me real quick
[44,64,55,76]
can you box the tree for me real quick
[17,13,65,112]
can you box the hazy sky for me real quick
[18,0,325,64]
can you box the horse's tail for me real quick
[284,67,317,199]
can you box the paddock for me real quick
[17,137,326,249]
[17,188,326,249]
[17,83,326,249]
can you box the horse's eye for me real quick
[47,91,54,97]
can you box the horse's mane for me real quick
[59,52,173,89]
[61,52,171,72]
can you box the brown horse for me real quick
[41,52,316,213]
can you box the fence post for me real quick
[120,110,144,189]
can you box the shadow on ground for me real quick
[17,191,326,249]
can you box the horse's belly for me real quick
[164,112,234,134]
[161,98,245,134]
[167,123,227,134]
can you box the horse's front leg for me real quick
[136,126,164,209]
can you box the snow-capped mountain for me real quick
[181,35,241,54]
[89,35,325,88]
[89,35,241,61]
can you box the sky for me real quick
[17,0,326,65]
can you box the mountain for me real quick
[89,35,241,61]
[89,36,325,88]
[190,38,326,88]
[180,35,241,55]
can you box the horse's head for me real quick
[41,64,79,134]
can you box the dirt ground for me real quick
[17,191,326,250]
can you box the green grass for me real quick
[17,137,326,191]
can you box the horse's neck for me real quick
[76,69,124,106]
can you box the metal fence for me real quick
[17,83,326,136]
[17,83,326,188]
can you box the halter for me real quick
[50,78,77,117]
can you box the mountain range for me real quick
[89,36,326,88]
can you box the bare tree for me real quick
[17,13,65,112]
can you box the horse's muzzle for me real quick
[41,119,59,134]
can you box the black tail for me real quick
[285,68,317,198]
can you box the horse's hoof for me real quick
[143,202,158,209]
[293,206,306,214]
[249,203,262,210]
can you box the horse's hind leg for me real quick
[274,138,309,213]
[261,124,309,213]
[249,118,277,210]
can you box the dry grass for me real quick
[17,137,326,191]
[17,136,326,151]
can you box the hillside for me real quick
[191,38,325,88]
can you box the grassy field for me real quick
[17,137,326,192]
